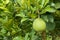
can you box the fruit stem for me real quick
[41,31,46,40]
[37,10,40,18]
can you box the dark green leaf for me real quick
[46,22,55,31]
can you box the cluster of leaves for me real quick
[0,0,60,40]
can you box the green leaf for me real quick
[47,15,54,23]
[0,7,9,12]
[7,32,10,36]
[30,13,37,19]
[55,3,60,9]
[46,22,55,31]
[30,6,37,13]
[3,37,8,40]
[2,0,9,4]
[30,29,35,40]
[50,2,55,7]
[44,0,49,6]
[40,0,45,8]
[16,0,26,6]
[46,35,52,40]
[16,0,21,5]
[56,36,60,40]
[13,36,24,40]
[21,18,28,23]
[39,0,49,9]
[41,0,45,7]
[3,16,8,23]
[41,5,56,14]
[24,33,29,40]
[1,28,7,34]
[41,15,49,22]
[3,19,13,30]
[45,5,56,12]
[41,15,54,23]
[15,12,26,18]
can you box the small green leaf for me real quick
[21,18,28,23]
[1,28,7,34]
[46,35,52,40]
[40,0,45,8]
[7,32,10,36]
[16,0,26,6]
[15,12,26,18]
[41,0,45,7]
[2,0,9,4]
[13,36,24,40]
[16,0,21,5]
[44,0,49,6]
[0,7,9,12]
[50,2,55,7]
[55,3,60,9]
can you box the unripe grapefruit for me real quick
[33,18,46,32]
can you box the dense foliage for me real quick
[0,0,60,40]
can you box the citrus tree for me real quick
[0,0,60,40]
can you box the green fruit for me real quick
[33,18,46,32]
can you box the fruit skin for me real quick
[33,18,46,32]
